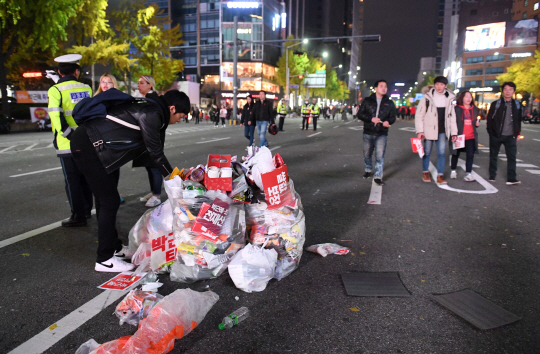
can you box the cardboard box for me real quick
[204,154,233,191]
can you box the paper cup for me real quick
[220,167,233,178]
[208,166,220,178]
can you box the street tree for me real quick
[497,53,539,95]
[0,0,82,117]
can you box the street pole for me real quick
[286,48,289,100]
[288,0,292,37]
[295,0,299,38]
[233,16,238,123]
[302,0,305,38]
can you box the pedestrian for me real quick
[277,99,287,131]
[486,82,522,185]
[135,75,166,207]
[450,91,480,182]
[415,76,458,184]
[301,99,310,130]
[71,89,190,272]
[310,97,320,131]
[341,106,348,121]
[252,90,274,147]
[409,105,416,120]
[48,54,93,227]
[193,105,200,124]
[358,79,397,186]
[332,105,338,120]
[95,74,118,96]
[219,105,227,127]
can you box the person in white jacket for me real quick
[415,76,458,184]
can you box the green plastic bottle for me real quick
[218,307,249,330]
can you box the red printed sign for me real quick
[191,199,230,242]
[261,165,293,210]
[97,272,145,291]
[150,232,177,270]
[453,134,465,150]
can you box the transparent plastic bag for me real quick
[128,201,173,253]
[90,289,219,354]
[131,242,151,266]
[306,243,350,257]
[114,289,164,326]
[228,243,278,293]
[75,339,100,354]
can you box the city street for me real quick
[1,117,540,354]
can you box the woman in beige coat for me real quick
[415,76,458,184]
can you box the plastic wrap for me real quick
[164,177,246,283]
[244,179,306,280]
[228,243,278,292]
[75,339,100,354]
[131,242,151,266]
[306,243,350,257]
[90,289,219,354]
[114,289,163,326]
[127,201,173,253]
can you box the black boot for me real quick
[61,213,87,227]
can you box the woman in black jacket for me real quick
[450,91,480,181]
[240,94,256,146]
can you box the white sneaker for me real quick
[450,170,457,179]
[464,173,475,182]
[145,196,161,208]
[139,192,153,202]
[95,256,135,273]
[114,245,135,259]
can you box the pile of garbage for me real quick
[127,147,306,292]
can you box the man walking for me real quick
[415,76,458,184]
[193,105,200,124]
[71,89,190,272]
[486,82,522,185]
[48,54,93,227]
[310,97,320,131]
[301,98,311,130]
[253,90,274,147]
[358,80,397,186]
[277,99,287,131]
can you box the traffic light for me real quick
[22,72,43,78]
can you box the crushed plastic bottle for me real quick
[218,306,249,330]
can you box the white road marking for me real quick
[478,147,489,150]
[499,158,523,162]
[526,169,540,175]
[8,288,128,354]
[344,121,352,125]
[533,139,540,142]
[399,127,417,132]
[0,145,17,153]
[47,143,54,148]
[348,126,364,131]
[195,137,231,144]
[313,189,320,196]
[269,145,281,151]
[307,132,322,137]
[333,126,339,129]
[23,143,39,151]
[521,128,539,132]
[367,179,382,204]
[515,163,538,168]
[9,167,63,178]
[428,161,497,194]
[0,209,96,249]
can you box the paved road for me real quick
[1,117,540,353]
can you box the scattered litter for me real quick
[228,243,277,293]
[307,243,350,257]
[349,307,359,312]
[48,324,57,331]
[141,282,162,292]
[340,240,352,242]
[235,296,239,301]
[114,289,164,326]
[21,253,30,257]
[421,250,425,253]
[219,306,249,330]
[75,339,100,354]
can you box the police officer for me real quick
[277,99,287,131]
[301,99,311,130]
[48,54,93,227]
[311,98,320,131]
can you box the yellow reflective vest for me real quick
[301,104,311,116]
[311,104,320,115]
[48,79,92,156]
[278,103,287,115]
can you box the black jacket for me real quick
[450,105,480,155]
[253,99,274,123]
[241,102,256,125]
[72,96,173,177]
[358,93,397,135]
[486,98,522,138]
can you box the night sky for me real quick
[361,0,439,83]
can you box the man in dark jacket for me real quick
[358,79,397,185]
[252,90,274,147]
[486,81,522,185]
[70,89,190,272]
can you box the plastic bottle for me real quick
[218,307,249,330]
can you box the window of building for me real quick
[485,79,499,86]
[525,0,529,6]
[485,67,504,74]
[535,3,540,10]
[523,11,528,19]
[504,8,509,14]
[465,69,483,76]
[466,56,484,64]
[464,80,480,87]
[486,54,505,62]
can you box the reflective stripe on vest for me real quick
[106,115,141,131]
[57,83,91,91]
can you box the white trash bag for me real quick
[228,243,278,293]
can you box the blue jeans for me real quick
[423,133,447,174]
[363,133,388,179]
[146,167,163,196]
[244,123,255,146]
[256,120,269,147]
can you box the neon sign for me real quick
[227,2,259,9]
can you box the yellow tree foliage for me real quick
[497,52,540,95]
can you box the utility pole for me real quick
[296,0,299,38]
[302,0,305,38]
[233,16,238,123]
[288,0,292,37]
[197,0,201,84]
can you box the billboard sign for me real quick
[15,90,48,103]
[506,19,539,47]
[465,22,506,51]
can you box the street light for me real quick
[339,64,343,68]
[322,52,328,58]
[303,38,308,44]
[348,71,351,75]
